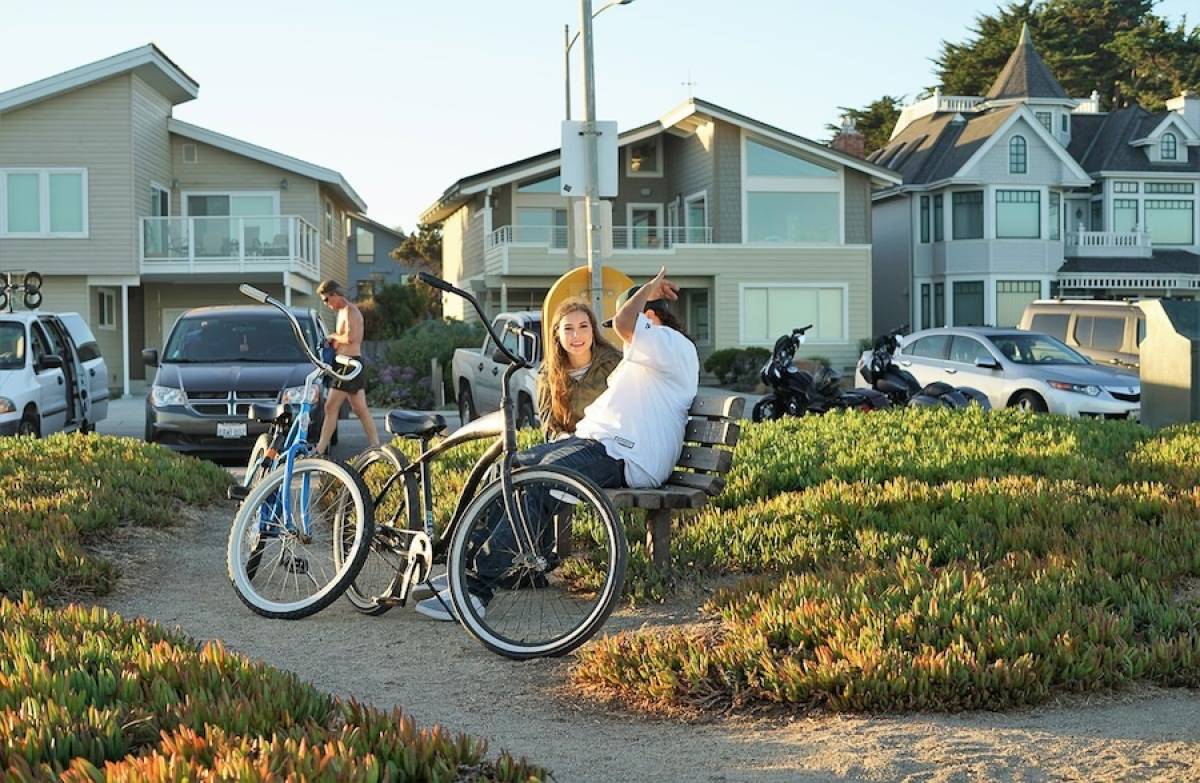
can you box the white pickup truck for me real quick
[452,311,541,428]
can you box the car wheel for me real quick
[18,410,40,438]
[1010,391,1048,413]
[144,414,156,442]
[458,382,477,424]
[516,395,536,430]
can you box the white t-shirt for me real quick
[574,314,699,487]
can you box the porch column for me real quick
[284,273,292,307]
[121,284,130,398]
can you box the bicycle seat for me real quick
[387,410,446,438]
[248,403,289,423]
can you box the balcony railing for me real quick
[141,215,321,278]
[1064,229,1153,258]
[486,224,714,252]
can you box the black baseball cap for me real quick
[601,285,669,328]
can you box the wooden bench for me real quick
[604,393,745,570]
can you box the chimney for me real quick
[1167,90,1200,135]
[831,114,866,159]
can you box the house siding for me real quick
[965,117,1070,184]
[871,196,912,333]
[441,206,468,320]
[612,132,672,230]
[844,169,872,245]
[0,75,135,276]
[711,119,742,243]
[131,74,173,232]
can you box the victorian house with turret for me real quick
[871,24,1200,332]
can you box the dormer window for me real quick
[1009,136,1027,174]
[1161,132,1178,161]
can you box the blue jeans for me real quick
[466,438,624,601]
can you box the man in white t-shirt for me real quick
[416,267,699,620]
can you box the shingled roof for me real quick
[1060,250,1200,276]
[875,106,1019,185]
[1067,105,1200,173]
[985,24,1069,101]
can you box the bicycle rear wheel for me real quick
[227,456,373,619]
[447,466,626,659]
[343,445,420,615]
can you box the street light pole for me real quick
[579,0,604,318]
[563,24,572,121]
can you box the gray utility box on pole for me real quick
[1137,299,1200,429]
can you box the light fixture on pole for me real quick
[564,0,633,121]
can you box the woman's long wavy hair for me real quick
[544,298,614,433]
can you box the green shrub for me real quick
[359,281,440,341]
[703,347,769,389]
[366,319,484,408]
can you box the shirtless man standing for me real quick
[314,279,380,454]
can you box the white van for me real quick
[0,312,109,437]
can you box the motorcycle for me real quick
[751,325,891,422]
[856,326,991,410]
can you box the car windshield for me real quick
[987,333,1090,365]
[163,315,318,364]
[0,323,25,370]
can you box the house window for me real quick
[0,169,88,237]
[746,139,838,178]
[684,192,707,243]
[182,143,197,164]
[746,192,838,243]
[517,174,561,193]
[1049,191,1061,240]
[1161,132,1178,161]
[687,289,711,344]
[628,204,663,248]
[151,184,170,217]
[1145,182,1193,194]
[996,280,1041,327]
[356,280,375,300]
[919,196,930,243]
[97,289,116,330]
[920,283,931,329]
[1090,199,1103,231]
[1114,181,1138,193]
[996,190,1040,238]
[1145,199,1194,245]
[1061,114,1068,133]
[185,192,278,257]
[742,285,846,343]
[933,194,944,241]
[952,281,985,326]
[1035,112,1052,133]
[356,227,375,263]
[1113,199,1138,234]
[933,283,945,328]
[626,137,663,177]
[324,200,335,244]
[1009,136,1027,174]
[951,191,984,240]
[516,207,568,248]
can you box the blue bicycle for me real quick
[225,284,375,619]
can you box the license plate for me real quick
[217,422,247,439]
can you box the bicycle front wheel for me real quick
[447,466,626,659]
[227,456,374,619]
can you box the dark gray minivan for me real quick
[143,305,331,455]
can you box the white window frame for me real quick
[624,136,663,178]
[684,189,708,233]
[0,168,89,238]
[324,199,335,245]
[626,202,665,249]
[150,181,171,217]
[1161,132,1178,161]
[180,190,281,217]
[97,288,116,331]
[355,225,375,264]
[740,131,844,245]
[738,282,850,346]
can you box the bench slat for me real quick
[667,471,726,496]
[605,487,707,510]
[676,446,733,474]
[689,394,746,420]
[684,419,741,447]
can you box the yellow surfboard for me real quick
[541,265,635,352]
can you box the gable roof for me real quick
[349,213,406,241]
[0,44,198,114]
[1068,105,1200,173]
[984,24,1069,102]
[875,106,1017,185]
[420,97,901,224]
[168,119,367,212]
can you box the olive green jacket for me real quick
[537,344,622,439]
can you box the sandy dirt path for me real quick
[98,505,1200,782]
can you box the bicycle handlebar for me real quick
[237,283,362,383]
[419,273,533,369]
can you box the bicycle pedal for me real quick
[375,595,407,607]
[285,556,309,575]
[227,485,250,501]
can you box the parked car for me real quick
[0,311,109,437]
[1017,300,1143,370]
[895,326,1140,419]
[143,305,333,455]
[452,311,541,427]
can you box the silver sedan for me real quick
[895,327,1140,419]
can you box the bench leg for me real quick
[646,509,672,571]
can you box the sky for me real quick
[2,0,1196,231]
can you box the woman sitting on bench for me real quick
[537,298,622,441]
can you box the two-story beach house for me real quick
[0,45,367,397]
[421,98,900,369]
[347,214,415,300]
[871,24,1200,332]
